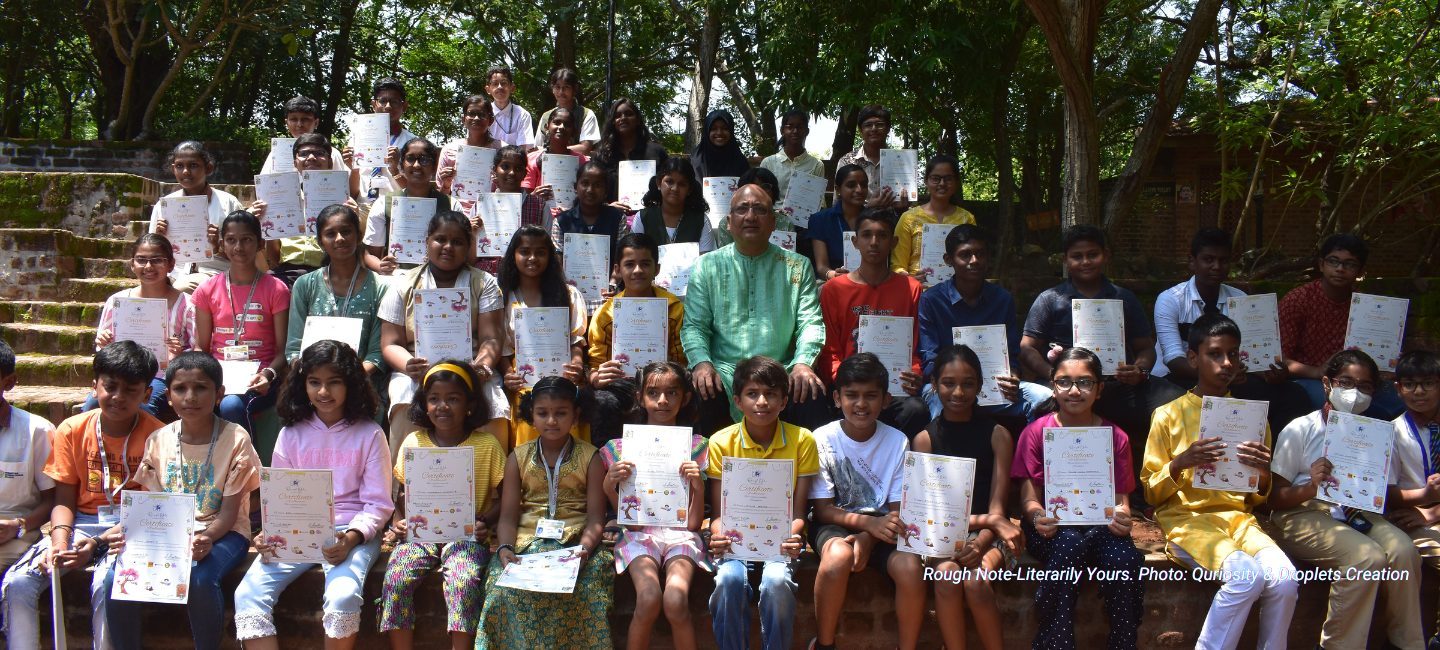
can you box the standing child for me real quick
[477,376,613,649]
[102,351,262,650]
[233,341,393,649]
[151,141,246,292]
[706,356,817,650]
[601,360,709,650]
[1012,347,1143,649]
[1143,314,1298,650]
[809,353,924,650]
[0,340,56,574]
[910,345,1024,650]
[379,361,505,650]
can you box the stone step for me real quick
[0,322,95,355]
[83,257,131,278]
[60,277,136,302]
[15,354,94,387]
[7,385,91,423]
[0,300,104,326]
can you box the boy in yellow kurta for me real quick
[1142,314,1298,650]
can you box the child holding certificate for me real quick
[890,155,975,282]
[1268,348,1422,649]
[234,341,393,646]
[101,352,262,650]
[1142,314,1298,650]
[705,356,817,650]
[498,225,590,447]
[85,233,195,417]
[362,137,453,276]
[478,376,613,649]
[379,361,505,649]
[600,360,708,650]
[910,345,1023,650]
[1012,348,1143,650]
[151,141,246,292]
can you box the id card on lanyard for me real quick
[94,415,139,525]
[534,440,572,540]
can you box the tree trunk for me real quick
[993,16,1030,272]
[1025,0,1102,226]
[685,0,721,152]
[321,0,359,135]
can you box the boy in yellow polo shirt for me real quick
[706,355,818,650]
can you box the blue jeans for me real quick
[233,524,382,640]
[924,380,1054,421]
[82,377,169,418]
[1294,378,1406,420]
[104,530,249,650]
[710,558,797,650]
[220,382,280,438]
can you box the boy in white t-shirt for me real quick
[0,341,55,572]
[807,352,924,650]
[485,66,535,150]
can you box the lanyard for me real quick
[94,414,139,506]
[535,438,573,519]
[1405,412,1437,477]
[325,264,361,317]
[225,272,260,341]
[175,418,221,495]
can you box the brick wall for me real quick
[0,139,253,185]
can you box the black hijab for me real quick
[689,110,750,180]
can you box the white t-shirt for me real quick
[150,188,245,275]
[1274,409,1399,487]
[1392,412,1438,490]
[489,102,536,148]
[377,266,502,326]
[259,146,350,174]
[0,407,56,520]
[808,419,908,514]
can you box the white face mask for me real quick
[1329,386,1372,414]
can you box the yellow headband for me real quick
[423,363,474,390]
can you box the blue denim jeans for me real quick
[219,381,280,438]
[923,380,1054,421]
[232,524,382,641]
[0,512,112,650]
[82,377,170,418]
[709,558,797,650]
[104,530,249,650]
[1294,378,1407,420]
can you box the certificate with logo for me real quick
[474,193,522,257]
[259,469,336,563]
[1071,299,1126,375]
[952,325,1012,406]
[719,457,794,562]
[879,149,919,200]
[617,160,655,210]
[541,154,579,210]
[513,307,570,388]
[452,145,497,202]
[769,230,796,252]
[388,197,437,263]
[1195,396,1269,493]
[1344,293,1409,370]
[301,170,351,223]
[413,288,472,364]
[896,451,975,558]
[1041,427,1115,525]
[654,243,700,297]
[350,114,390,168]
[612,297,668,372]
[495,547,585,593]
[618,425,693,527]
[780,172,827,227]
[403,446,476,543]
[1227,293,1282,370]
[563,233,610,304]
[856,315,914,396]
[919,223,954,286]
[268,138,296,173]
[300,316,364,355]
[111,491,196,604]
[702,177,739,229]
[1321,411,1395,514]
[112,297,169,370]
[156,196,212,264]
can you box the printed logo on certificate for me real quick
[110,491,197,604]
[1320,411,1394,514]
[403,446,476,543]
[719,457,794,562]
[1041,427,1115,525]
[618,425,693,527]
[896,451,974,558]
[1344,293,1409,370]
[1195,396,1269,493]
[259,469,336,563]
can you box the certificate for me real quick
[896,451,975,558]
[1226,293,1282,371]
[301,170,351,223]
[617,160,655,210]
[879,149,919,201]
[474,193,522,257]
[780,172,826,228]
[155,196,212,264]
[1344,293,1410,370]
[769,230,797,252]
[112,297,169,370]
[495,547,584,593]
[952,325,1012,406]
[350,114,391,168]
[856,315,914,396]
[1194,396,1269,493]
[617,425,693,527]
[268,138,296,173]
[258,469,336,563]
[299,316,364,354]
[1320,411,1394,514]
[111,491,196,604]
[719,457,794,562]
[403,446,476,543]
[919,223,954,286]
[388,196,437,263]
[702,177,739,229]
[219,360,259,395]
[541,154,579,209]
[413,288,473,363]
[562,233,610,304]
[452,145,497,202]
[611,297,668,372]
[1041,427,1116,525]
[1071,299,1126,375]
[654,243,700,297]
[513,307,570,388]
[254,173,307,239]
[842,233,863,271]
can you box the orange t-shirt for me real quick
[44,410,164,515]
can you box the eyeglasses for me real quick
[927,175,957,185]
[132,256,169,267]
[1400,379,1439,393]
[403,155,435,165]
[1323,256,1362,271]
[732,205,773,217]
[295,149,330,159]
[859,120,890,131]
[1330,377,1376,394]
[1053,377,1097,392]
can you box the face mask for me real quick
[1329,386,1372,414]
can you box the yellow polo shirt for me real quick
[705,420,819,482]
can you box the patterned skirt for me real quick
[475,538,615,649]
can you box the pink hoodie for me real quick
[272,414,394,541]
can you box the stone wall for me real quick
[0,139,253,184]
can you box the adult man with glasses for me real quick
[837,105,908,210]
[1279,232,1407,417]
[680,184,830,435]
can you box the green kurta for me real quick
[285,265,389,372]
[679,242,823,420]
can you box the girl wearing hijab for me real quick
[688,110,750,181]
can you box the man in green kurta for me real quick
[680,183,828,434]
